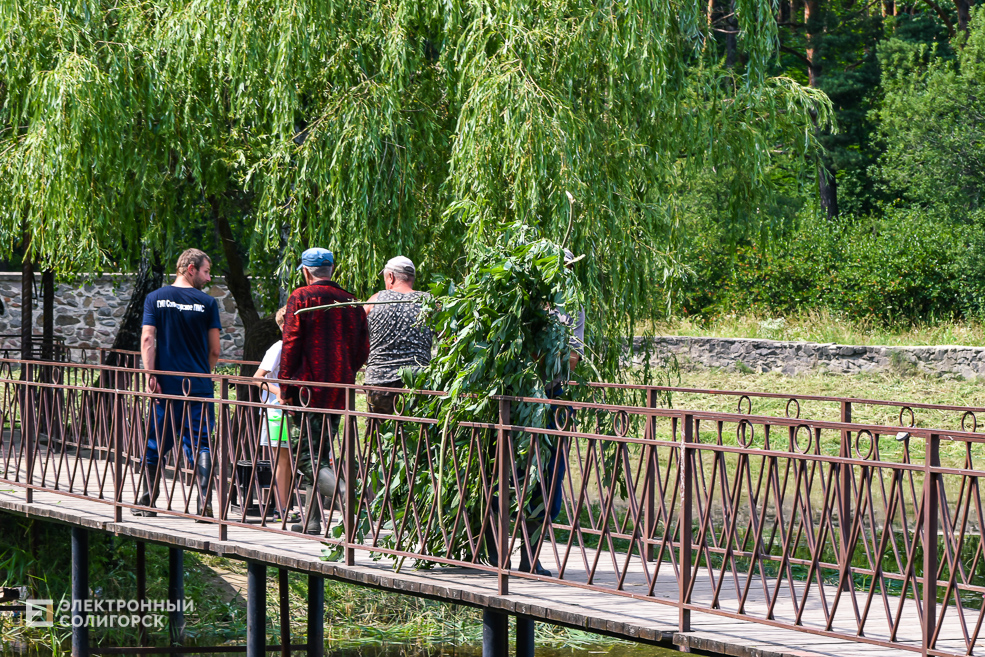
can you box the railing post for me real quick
[923,433,940,656]
[497,398,511,596]
[24,362,35,503]
[344,387,357,566]
[644,388,658,562]
[113,370,124,522]
[679,413,694,633]
[218,379,229,542]
[839,400,852,591]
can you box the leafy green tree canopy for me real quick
[875,8,985,218]
[1,0,829,360]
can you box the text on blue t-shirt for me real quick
[142,286,222,396]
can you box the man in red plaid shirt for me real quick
[280,247,369,533]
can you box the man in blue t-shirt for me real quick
[133,248,222,519]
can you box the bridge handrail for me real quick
[1,362,983,655]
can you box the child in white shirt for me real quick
[253,307,294,521]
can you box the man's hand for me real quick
[141,325,157,393]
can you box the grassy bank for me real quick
[650,312,985,347]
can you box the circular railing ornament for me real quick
[554,405,570,432]
[181,377,192,397]
[855,429,876,460]
[736,419,755,448]
[737,395,752,415]
[962,411,977,433]
[393,392,406,416]
[299,386,312,408]
[793,424,813,454]
[899,406,916,428]
[614,410,630,437]
[786,398,801,419]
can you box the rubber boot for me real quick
[518,522,552,576]
[292,482,322,535]
[292,467,342,534]
[195,451,214,522]
[317,467,344,510]
[132,464,160,517]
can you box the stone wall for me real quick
[0,273,245,357]
[1,272,981,377]
[637,336,985,380]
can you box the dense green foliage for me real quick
[679,208,985,322]
[675,8,985,325]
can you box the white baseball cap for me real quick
[382,256,416,276]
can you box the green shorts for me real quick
[260,407,291,448]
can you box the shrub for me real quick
[677,207,983,324]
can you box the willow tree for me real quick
[1,0,829,357]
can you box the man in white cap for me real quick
[363,256,432,414]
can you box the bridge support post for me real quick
[482,609,508,657]
[247,562,267,657]
[278,569,290,657]
[168,548,185,646]
[516,616,535,657]
[136,541,147,646]
[307,575,324,657]
[71,526,89,657]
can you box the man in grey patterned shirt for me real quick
[363,256,432,414]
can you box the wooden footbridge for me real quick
[2,349,984,657]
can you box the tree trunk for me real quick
[20,228,33,363]
[211,199,280,377]
[805,0,839,218]
[725,0,738,68]
[105,250,165,368]
[954,0,970,33]
[818,166,839,219]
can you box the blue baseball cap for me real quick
[297,247,335,270]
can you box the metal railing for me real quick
[1,355,984,656]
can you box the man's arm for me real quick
[208,328,221,371]
[364,291,380,315]
[279,293,303,381]
[352,308,371,370]
[141,325,158,393]
[568,308,586,375]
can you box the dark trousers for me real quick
[145,398,214,468]
[519,385,569,522]
[293,412,341,482]
[366,380,403,415]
